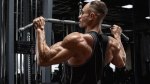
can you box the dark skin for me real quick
[33,2,126,68]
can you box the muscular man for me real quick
[33,1,126,84]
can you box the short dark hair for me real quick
[89,1,108,15]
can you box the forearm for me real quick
[119,41,126,63]
[36,29,50,64]
[115,36,126,63]
[113,36,126,67]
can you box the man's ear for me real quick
[89,12,96,20]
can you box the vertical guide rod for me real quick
[27,1,32,84]
[15,0,19,84]
[35,0,39,84]
[20,0,23,83]
[0,0,5,83]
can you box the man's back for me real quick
[61,31,108,84]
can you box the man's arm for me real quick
[33,16,73,66]
[35,25,72,66]
[105,25,126,68]
[33,16,92,66]
[111,25,126,68]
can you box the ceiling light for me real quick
[84,0,101,2]
[121,4,133,9]
[145,16,150,19]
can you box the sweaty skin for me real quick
[33,2,126,68]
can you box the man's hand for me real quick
[33,16,45,30]
[110,25,122,39]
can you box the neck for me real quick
[85,22,103,34]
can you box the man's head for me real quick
[78,0,108,28]
[89,1,108,16]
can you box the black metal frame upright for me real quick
[5,0,15,84]
[0,0,2,83]
[14,0,53,84]
[0,0,53,84]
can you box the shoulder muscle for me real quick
[62,32,83,48]
[62,32,92,59]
